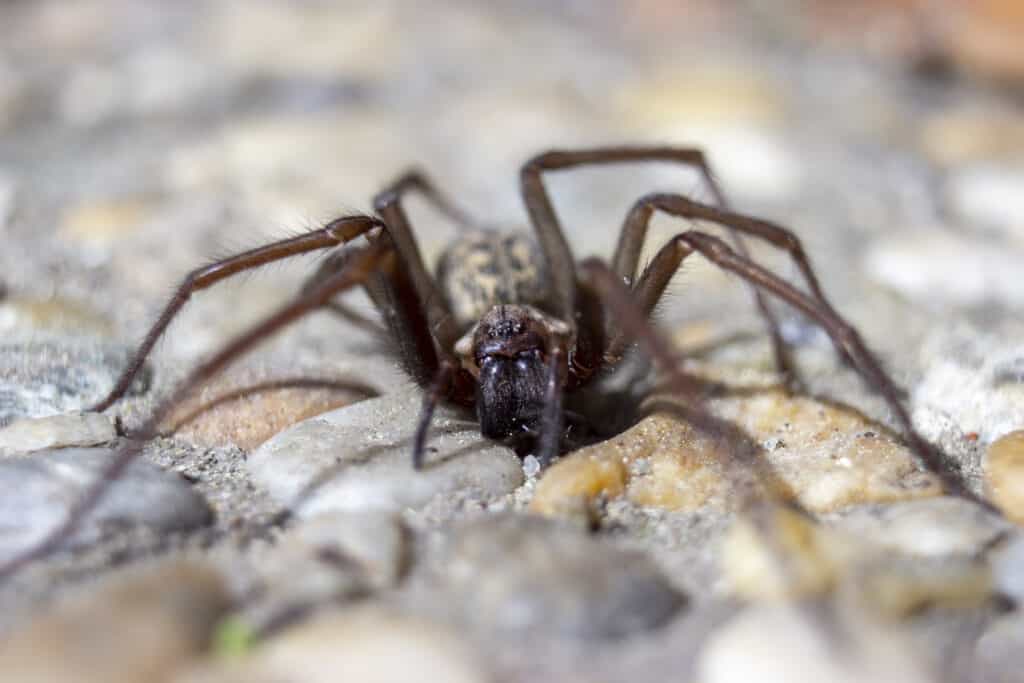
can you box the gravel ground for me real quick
[0,2,1023,682]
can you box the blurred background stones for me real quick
[0,1,1022,681]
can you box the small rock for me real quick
[0,560,230,683]
[238,511,407,634]
[432,514,685,639]
[179,606,488,683]
[533,391,941,517]
[0,341,146,427]
[828,497,1009,557]
[912,328,1024,446]
[974,613,1024,683]
[992,533,1024,603]
[248,391,523,517]
[697,604,933,683]
[865,232,1024,309]
[0,296,114,337]
[0,447,213,561]
[946,164,1024,238]
[986,430,1024,524]
[722,503,995,614]
[59,198,152,244]
[721,504,844,601]
[164,363,377,451]
[0,412,116,455]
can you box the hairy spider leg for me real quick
[606,193,852,367]
[588,230,990,509]
[0,242,394,583]
[519,146,790,378]
[91,216,384,412]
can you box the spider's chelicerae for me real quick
[0,146,984,580]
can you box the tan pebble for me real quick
[60,199,152,243]
[0,560,229,683]
[985,430,1024,523]
[855,556,993,618]
[178,607,487,683]
[164,364,376,451]
[721,503,848,600]
[0,296,113,336]
[534,389,940,518]
[0,412,116,455]
[530,451,627,517]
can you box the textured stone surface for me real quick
[179,606,488,683]
[0,412,116,454]
[248,391,523,516]
[0,447,213,561]
[1,1,1022,681]
[0,561,229,683]
[697,604,933,683]
[985,430,1024,523]
[533,393,942,518]
[0,342,145,427]
[430,514,685,638]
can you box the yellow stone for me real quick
[532,388,942,518]
[60,199,152,243]
[530,452,627,517]
[985,430,1024,523]
[722,504,845,600]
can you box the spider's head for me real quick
[457,305,568,440]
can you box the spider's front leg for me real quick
[0,241,397,583]
[91,215,383,412]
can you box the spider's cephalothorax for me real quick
[0,146,986,583]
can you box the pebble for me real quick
[865,232,1024,309]
[827,497,1009,557]
[0,341,145,427]
[720,504,995,616]
[0,560,230,683]
[946,165,1024,238]
[0,412,116,455]
[992,533,1024,603]
[248,391,523,517]
[696,604,933,683]
[974,613,1024,683]
[178,606,488,683]
[237,511,407,634]
[432,514,685,639]
[912,329,1024,446]
[985,431,1024,524]
[721,504,844,601]
[532,391,941,518]
[0,447,213,562]
[164,363,377,451]
[0,296,114,337]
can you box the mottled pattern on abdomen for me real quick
[436,231,549,331]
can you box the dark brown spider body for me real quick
[0,145,991,583]
[437,230,573,441]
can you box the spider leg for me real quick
[536,344,567,467]
[585,232,989,508]
[521,146,788,379]
[608,194,851,368]
[91,215,383,412]
[376,168,480,232]
[0,242,394,583]
[373,174,463,351]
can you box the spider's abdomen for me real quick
[436,231,548,331]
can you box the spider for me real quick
[0,145,984,581]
